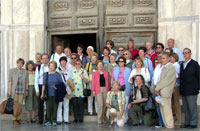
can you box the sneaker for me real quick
[52,122,57,126]
[155,96,164,106]
[44,122,51,126]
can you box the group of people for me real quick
[8,38,199,129]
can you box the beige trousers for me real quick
[172,86,182,125]
[160,97,174,129]
[13,93,24,120]
[96,87,107,123]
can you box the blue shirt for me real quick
[43,72,63,96]
[173,47,184,62]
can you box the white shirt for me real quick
[110,49,117,55]
[173,47,184,62]
[173,62,180,86]
[128,67,150,85]
[34,64,49,92]
[67,63,76,75]
[50,52,66,67]
[184,59,191,69]
[153,64,164,86]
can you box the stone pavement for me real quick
[0,119,200,131]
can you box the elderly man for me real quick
[50,44,65,66]
[167,38,184,62]
[34,53,50,124]
[180,48,200,129]
[154,52,176,129]
[116,46,125,61]
[64,47,71,63]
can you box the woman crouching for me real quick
[106,81,126,127]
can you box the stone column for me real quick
[0,0,47,100]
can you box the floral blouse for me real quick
[72,68,89,98]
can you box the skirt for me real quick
[25,85,38,111]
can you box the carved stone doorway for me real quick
[51,33,97,54]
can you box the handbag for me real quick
[4,98,14,114]
[43,72,49,101]
[82,79,91,97]
[143,96,156,111]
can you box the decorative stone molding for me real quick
[109,17,126,25]
[79,18,96,26]
[80,0,95,9]
[54,1,69,11]
[52,19,71,28]
[109,0,124,7]
[135,0,152,6]
[135,16,153,24]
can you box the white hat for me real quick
[87,46,94,52]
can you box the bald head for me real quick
[167,38,175,48]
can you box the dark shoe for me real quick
[38,121,43,124]
[180,124,190,128]
[132,123,139,126]
[64,121,71,124]
[13,120,18,125]
[73,120,78,123]
[31,119,36,123]
[57,121,62,125]
[17,120,23,124]
[27,120,31,124]
[79,120,83,123]
[187,125,197,129]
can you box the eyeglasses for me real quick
[156,46,161,49]
[183,52,190,55]
[76,63,81,65]
[123,53,128,55]
[118,61,124,63]
[71,57,77,59]
[118,50,124,52]
[77,48,82,50]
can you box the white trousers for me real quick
[57,97,69,122]
[88,82,98,113]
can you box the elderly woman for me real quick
[123,50,134,69]
[104,53,118,79]
[100,46,110,65]
[126,39,139,60]
[41,61,64,126]
[170,53,181,125]
[25,60,38,123]
[128,57,150,86]
[86,46,94,64]
[112,56,131,123]
[92,60,110,124]
[145,41,157,68]
[72,59,89,123]
[85,53,98,116]
[106,81,126,127]
[128,75,154,126]
[8,58,29,125]
[34,53,42,70]
[132,46,154,85]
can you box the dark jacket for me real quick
[180,59,200,96]
[55,82,66,103]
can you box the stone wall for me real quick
[0,0,47,99]
[158,0,200,63]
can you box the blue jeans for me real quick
[153,94,164,126]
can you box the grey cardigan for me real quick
[9,68,29,98]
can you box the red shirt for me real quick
[127,49,139,60]
[145,50,157,68]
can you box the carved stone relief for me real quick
[109,0,124,7]
[136,16,153,24]
[77,17,97,28]
[135,0,153,6]
[54,1,69,11]
[52,19,71,28]
[108,16,127,25]
[80,0,95,9]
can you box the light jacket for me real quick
[92,70,110,94]
[113,67,131,96]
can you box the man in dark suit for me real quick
[180,48,200,129]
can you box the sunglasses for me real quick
[123,53,128,55]
[76,63,81,65]
[71,57,77,59]
[118,50,124,52]
[156,46,161,49]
